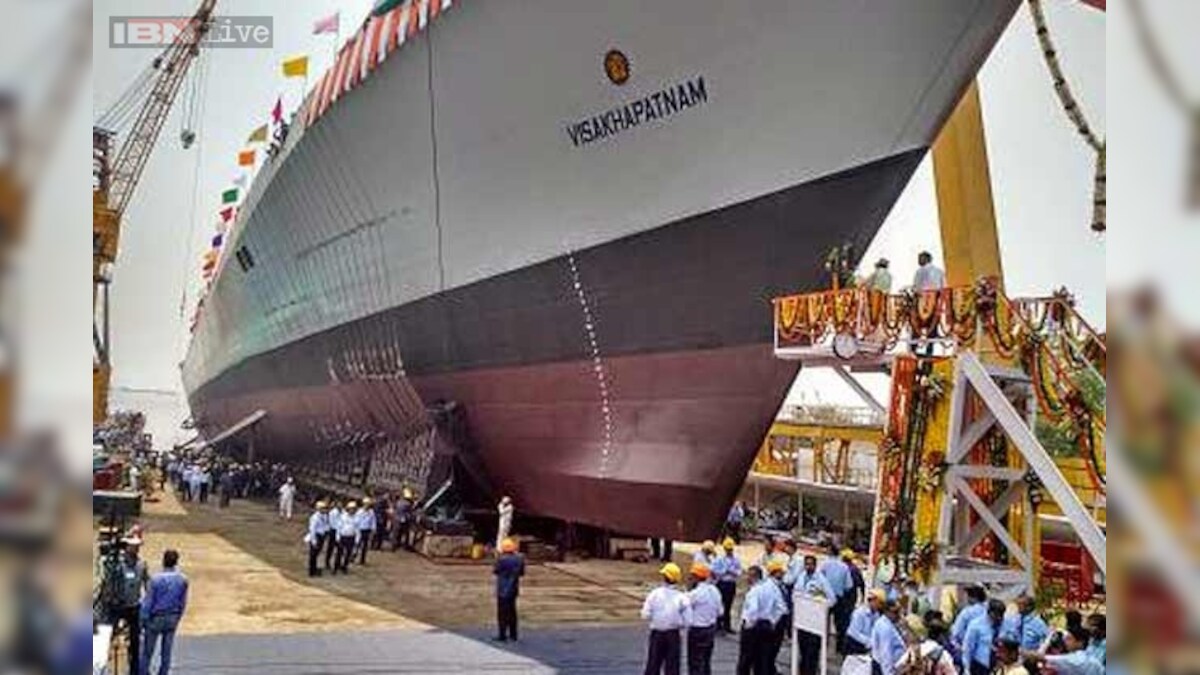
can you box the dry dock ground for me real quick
[131,488,814,673]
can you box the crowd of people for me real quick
[303,489,421,576]
[637,534,1106,675]
[163,453,291,508]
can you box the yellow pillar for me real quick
[932,81,1004,291]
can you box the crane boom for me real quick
[93,0,216,424]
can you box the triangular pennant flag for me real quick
[313,11,339,35]
[219,206,236,222]
[282,55,310,78]
[221,188,238,204]
[237,150,255,166]
[247,125,269,144]
[271,97,284,125]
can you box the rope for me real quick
[1027,0,1106,232]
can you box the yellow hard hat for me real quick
[402,488,414,499]
[316,501,328,509]
[690,562,711,580]
[500,537,518,553]
[869,589,887,603]
[701,539,716,552]
[841,548,856,561]
[722,537,736,550]
[363,497,374,505]
[766,559,786,575]
[346,501,358,509]
[660,562,683,583]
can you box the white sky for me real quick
[79,1,1105,442]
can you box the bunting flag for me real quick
[301,0,456,129]
[247,124,269,144]
[282,55,310,78]
[232,173,248,189]
[219,206,236,222]
[221,188,239,204]
[237,150,255,167]
[211,233,223,248]
[313,11,339,35]
[271,97,284,125]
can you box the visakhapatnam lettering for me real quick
[566,76,708,148]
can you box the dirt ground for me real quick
[135,488,750,637]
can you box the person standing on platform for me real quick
[496,496,514,553]
[863,258,893,293]
[819,545,854,654]
[846,589,885,655]
[641,562,691,675]
[493,538,525,642]
[356,497,376,565]
[712,537,742,634]
[112,536,149,675]
[685,562,722,675]
[736,565,785,675]
[869,599,905,675]
[141,549,188,675]
[306,501,331,577]
[912,251,946,292]
[333,502,360,574]
[962,599,1005,675]
[278,477,296,520]
[726,501,745,543]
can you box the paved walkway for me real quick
[172,625,761,674]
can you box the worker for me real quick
[651,537,675,563]
[1001,595,1049,652]
[863,258,893,293]
[962,599,1005,675]
[787,555,835,675]
[356,497,376,565]
[112,535,150,675]
[711,537,742,634]
[496,495,514,553]
[846,589,885,655]
[765,559,794,675]
[685,562,722,675]
[197,464,211,503]
[640,562,691,675]
[371,494,390,550]
[1024,626,1103,675]
[393,488,415,551]
[278,477,297,520]
[950,585,987,650]
[693,540,717,565]
[141,549,189,675]
[725,501,745,542]
[1084,613,1105,665]
[842,550,866,604]
[736,565,784,675]
[306,501,332,577]
[493,537,525,642]
[912,251,945,292]
[333,501,360,574]
[869,599,905,675]
[994,637,1030,675]
[818,544,854,654]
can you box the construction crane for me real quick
[93,0,216,424]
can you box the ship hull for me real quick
[189,150,923,538]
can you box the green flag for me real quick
[221,188,238,204]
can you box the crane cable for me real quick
[1027,0,1106,233]
[176,49,211,331]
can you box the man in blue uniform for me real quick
[493,538,525,642]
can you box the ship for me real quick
[182,0,1020,540]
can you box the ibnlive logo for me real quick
[109,16,273,48]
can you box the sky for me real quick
[82,0,1106,444]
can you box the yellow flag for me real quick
[282,55,309,78]
[246,124,269,143]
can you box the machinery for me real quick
[93,0,216,423]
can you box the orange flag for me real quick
[237,150,255,166]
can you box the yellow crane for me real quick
[93,0,217,424]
